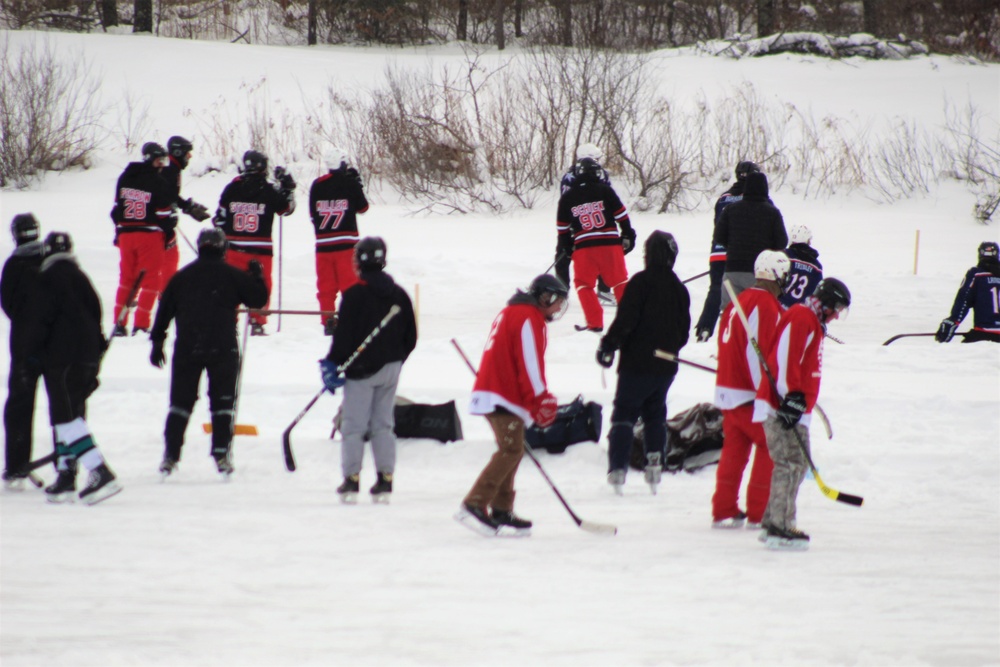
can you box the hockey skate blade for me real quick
[201,423,259,436]
[453,508,499,537]
[496,525,531,538]
[371,493,391,505]
[765,536,809,552]
[45,491,76,504]
[579,520,618,536]
[81,481,123,506]
[339,492,358,505]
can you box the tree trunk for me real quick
[308,0,317,44]
[100,0,117,28]
[133,0,152,32]
[756,0,774,37]
[559,0,571,47]
[494,0,505,50]
[457,0,468,40]
[514,0,522,38]
[862,0,879,36]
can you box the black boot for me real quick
[369,472,393,503]
[45,459,78,504]
[338,474,360,504]
[79,463,122,505]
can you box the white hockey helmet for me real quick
[576,143,603,163]
[323,147,350,172]
[789,224,813,245]
[754,250,792,288]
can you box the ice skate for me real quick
[454,503,499,537]
[764,525,810,551]
[78,464,122,506]
[492,509,532,538]
[644,452,662,495]
[45,461,77,504]
[712,511,747,530]
[607,469,626,496]
[369,472,392,504]
[338,474,360,504]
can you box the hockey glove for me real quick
[274,166,296,191]
[182,199,211,222]
[150,342,166,369]
[621,228,637,255]
[532,392,559,428]
[345,167,364,187]
[595,342,615,368]
[248,260,264,280]
[319,359,346,393]
[935,318,957,343]
[775,391,807,430]
[165,231,177,250]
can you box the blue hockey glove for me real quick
[319,359,346,393]
[935,319,957,343]
[775,391,807,430]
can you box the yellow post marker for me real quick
[913,229,920,275]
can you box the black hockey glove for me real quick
[621,228,637,255]
[596,342,615,369]
[150,341,166,369]
[182,198,211,222]
[248,259,264,280]
[164,231,177,250]
[775,391,807,430]
[274,166,296,191]
[345,167,364,187]
[935,319,957,343]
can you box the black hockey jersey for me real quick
[556,182,632,251]
[308,170,370,253]
[110,162,176,235]
[214,174,295,256]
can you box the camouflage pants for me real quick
[761,415,810,531]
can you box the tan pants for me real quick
[463,412,524,513]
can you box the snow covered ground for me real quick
[1,30,998,667]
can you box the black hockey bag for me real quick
[332,396,463,443]
[525,395,603,454]
[629,403,724,473]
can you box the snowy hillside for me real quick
[0,30,998,667]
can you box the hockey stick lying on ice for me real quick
[881,331,971,346]
[450,338,618,536]
[283,305,402,472]
[202,314,258,436]
[652,350,834,440]
[722,280,863,507]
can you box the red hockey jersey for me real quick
[753,303,825,427]
[469,302,550,426]
[715,287,784,410]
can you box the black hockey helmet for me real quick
[167,136,193,167]
[735,160,760,181]
[10,213,40,245]
[812,277,851,322]
[644,230,678,270]
[355,236,387,271]
[142,142,168,164]
[529,274,570,320]
[241,150,268,175]
[573,158,603,184]
[43,231,72,256]
[197,227,227,256]
[978,241,999,262]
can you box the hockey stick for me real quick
[176,226,197,254]
[242,308,337,317]
[283,305,402,471]
[881,331,971,346]
[450,338,618,536]
[653,349,834,440]
[202,314,258,436]
[105,269,146,350]
[682,270,711,284]
[277,214,283,333]
[722,280,863,506]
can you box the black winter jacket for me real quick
[21,253,105,368]
[600,266,691,375]
[714,172,787,272]
[1,241,43,358]
[328,270,417,380]
[151,254,269,358]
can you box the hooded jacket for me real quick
[714,172,788,273]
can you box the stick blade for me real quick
[579,520,618,536]
[282,430,296,472]
[835,492,864,507]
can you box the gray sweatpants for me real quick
[762,415,810,531]
[340,361,402,478]
[720,271,756,311]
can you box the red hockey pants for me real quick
[316,249,358,323]
[115,231,164,330]
[712,403,773,524]
[225,250,272,325]
[571,245,628,330]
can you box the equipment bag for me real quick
[629,402,724,473]
[525,394,603,454]
[332,396,463,443]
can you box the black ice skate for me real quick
[250,322,266,336]
[159,456,178,479]
[764,525,810,551]
[454,503,500,537]
[78,464,122,506]
[213,451,234,479]
[369,472,392,504]
[607,469,626,496]
[491,509,532,537]
[45,462,78,504]
[644,452,663,495]
[338,474,360,504]
[111,324,128,338]
[712,510,747,530]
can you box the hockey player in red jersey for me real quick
[159,136,210,291]
[110,142,177,337]
[711,250,790,529]
[556,158,635,332]
[213,149,295,335]
[456,274,568,537]
[309,148,370,335]
[753,277,851,550]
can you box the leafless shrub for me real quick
[0,36,105,188]
[110,86,152,153]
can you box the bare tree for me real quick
[100,0,117,28]
[133,0,152,32]
[494,0,505,49]
[457,0,468,40]
[756,0,774,36]
[863,0,879,35]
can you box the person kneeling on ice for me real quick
[935,241,1000,344]
[24,232,121,505]
[753,277,851,550]
[456,274,567,537]
[149,228,269,478]
[321,237,417,505]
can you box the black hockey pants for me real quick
[4,359,42,474]
[165,349,239,461]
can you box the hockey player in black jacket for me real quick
[936,241,1000,343]
[24,232,122,505]
[596,231,691,495]
[780,224,823,308]
[2,214,44,488]
[323,237,417,504]
[150,228,269,477]
[160,136,211,291]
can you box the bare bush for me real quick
[0,36,105,188]
[110,86,152,153]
